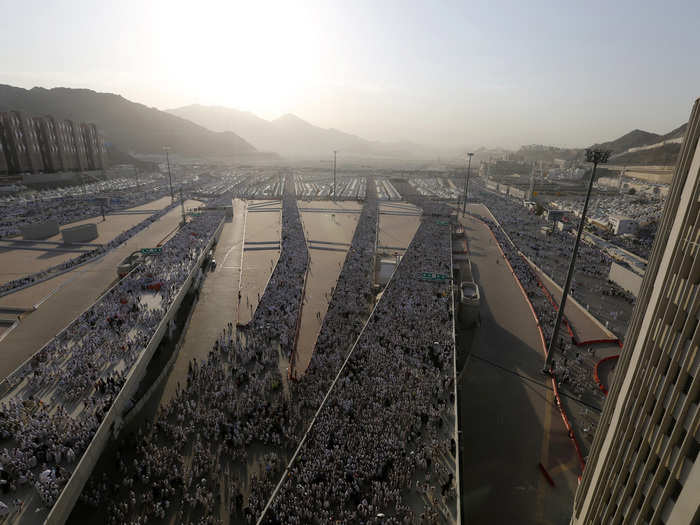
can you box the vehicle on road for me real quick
[459,258,481,327]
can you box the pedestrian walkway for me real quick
[294,201,360,375]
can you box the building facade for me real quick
[81,122,107,170]
[34,116,63,172]
[572,99,700,524]
[610,215,639,236]
[0,110,44,173]
[69,120,89,171]
[0,111,107,175]
[0,137,7,174]
[52,117,77,171]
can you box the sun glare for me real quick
[155,1,326,116]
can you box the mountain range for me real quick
[166,104,433,160]
[0,83,687,166]
[0,85,267,162]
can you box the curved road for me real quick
[458,211,578,524]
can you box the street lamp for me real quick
[332,150,338,200]
[163,146,174,202]
[462,152,474,216]
[543,149,610,372]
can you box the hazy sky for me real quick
[2,0,699,149]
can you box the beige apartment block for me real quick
[572,99,700,524]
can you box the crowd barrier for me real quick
[449,228,462,524]
[45,216,224,524]
[593,355,621,396]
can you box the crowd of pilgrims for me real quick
[476,213,608,399]
[0,199,182,297]
[244,181,309,357]
[0,211,224,510]
[475,189,634,337]
[72,185,456,524]
[263,215,457,524]
[0,179,167,239]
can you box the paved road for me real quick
[458,213,577,525]
[158,199,247,405]
[237,200,281,325]
[377,202,421,253]
[0,200,202,381]
[295,201,361,374]
[0,196,173,286]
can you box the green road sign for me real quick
[141,247,163,255]
[419,272,450,281]
[437,220,449,226]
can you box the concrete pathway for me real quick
[237,201,281,325]
[294,201,360,375]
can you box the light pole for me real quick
[164,146,174,203]
[332,150,338,200]
[543,149,610,372]
[179,187,186,224]
[462,152,474,216]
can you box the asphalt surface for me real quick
[237,200,281,325]
[295,201,361,374]
[0,196,173,286]
[0,199,202,381]
[457,212,577,525]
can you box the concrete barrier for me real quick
[19,220,59,240]
[44,217,224,525]
[61,223,98,244]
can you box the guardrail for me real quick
[45,216,224,524]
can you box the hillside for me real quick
[0,85,268,161]
[591,129,661,154]
[167,104,433,160]
[611,143,682,166]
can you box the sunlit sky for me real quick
[2,0,699,149]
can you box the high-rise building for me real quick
[34,116,63,172]
[54,118,77,171]
[0,137,8,175]
[0,110,44,173]
[572,99,700,524]
[81,122,107,170]
[68,120,89,171]
[0,111,107,175]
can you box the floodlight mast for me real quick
[462,152,474,216]
[332,150,338,200]
[543,149,611,372]
[164,146,174,203]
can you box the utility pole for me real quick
[332,150,338,200]
[544,149,610,372]
[179,187,186,224]
[462,152,474,216]
[164,146,173,202]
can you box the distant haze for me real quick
[2,0,699,150]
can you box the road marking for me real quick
[549,455,578,476]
